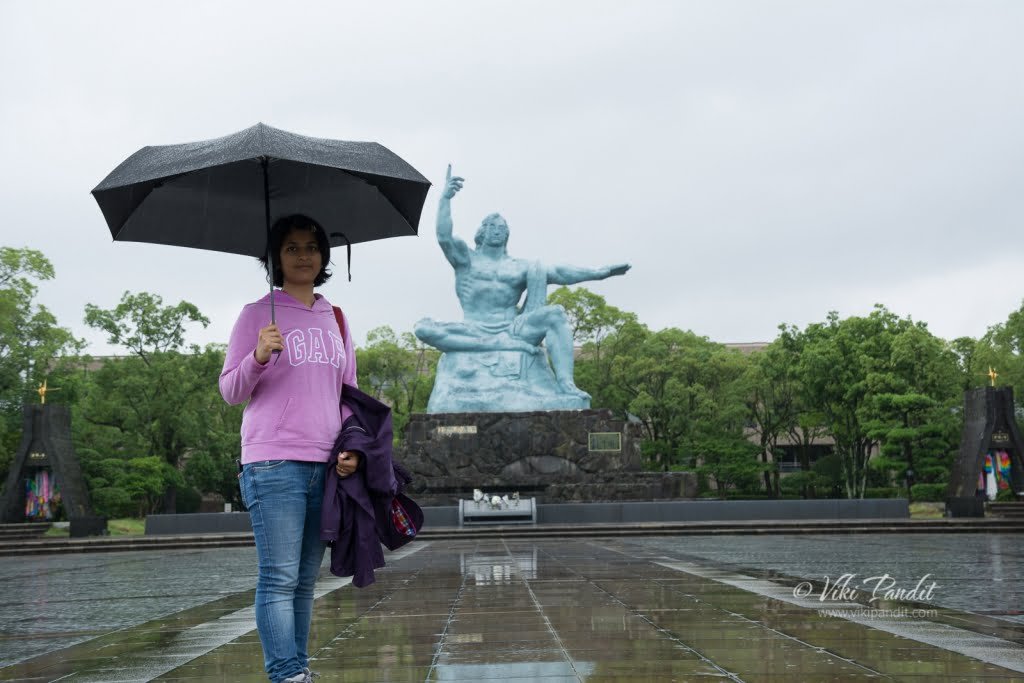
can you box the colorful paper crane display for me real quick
[24,470,61,520]
[979,450,1014,500]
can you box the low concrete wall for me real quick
[423,498,909,528]
[147,499,910,534]
[423,507,460,527]
[543,498,909,523]
[146,512,252,535]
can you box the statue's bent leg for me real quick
[415,318,540,355]
[494,333,543,355]
[518,305,590,399]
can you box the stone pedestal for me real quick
[397,409,697,505]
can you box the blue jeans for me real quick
[240,459,327,682]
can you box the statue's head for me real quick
[474,213,509,253]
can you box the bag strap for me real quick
[332,306,346,340]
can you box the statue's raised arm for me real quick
[547,262,631,286]
[436,165,470,269]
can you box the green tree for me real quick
[76,344,243,513]
[87,455,184,517]
[83,291,209,363]
[179,345,244,509]
[0,247,82,482]
[795,309,887,498]
[76,292,213,512]
[949,336,980,393]
[557,288,640,414]
[686,344,762,494]
[594,322,756,492]
[696,434,765,496]
[862,323,961,489]
[744,340,801,497]
[774,325,831,497]
[548,286,637,349]
[970,300,1024,392]
[792,306,959,498]
[356,326,438,440]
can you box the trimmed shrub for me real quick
[910,483,947,502]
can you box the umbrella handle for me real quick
[330,232,352,282]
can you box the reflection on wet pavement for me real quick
[1,534,1022,682]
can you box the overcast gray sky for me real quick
[2,1,1022,356]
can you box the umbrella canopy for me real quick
[92,122,431,258]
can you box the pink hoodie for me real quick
[219,290,357,464]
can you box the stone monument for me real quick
[399,167,695,505]
[0,392,106,536]
[946,384,1024,516]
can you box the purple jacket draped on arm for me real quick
[320,384,418,587]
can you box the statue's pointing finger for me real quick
[445,176,465,198]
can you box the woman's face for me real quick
[278,227,322,287]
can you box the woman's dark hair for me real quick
[258,214,332,287]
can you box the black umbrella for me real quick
[92,122,431,320]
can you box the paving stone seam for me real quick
[308,543,433,672]
[533,541,745,682]
[593,540,903,680]
[499,538,585,682]
[425,541,474,679]
[41,578,352,682]
[656,558,1024,675]
[655,572,892,679]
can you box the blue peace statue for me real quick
[415,166,630,413]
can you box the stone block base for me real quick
[397,410,697,505]
[946,496,985,518]
[70,516,108,538]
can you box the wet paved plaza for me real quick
[1,533,1023,682]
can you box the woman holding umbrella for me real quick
[93,123,430,683]
[219,214,360,683]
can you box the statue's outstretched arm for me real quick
[548,262,631,285]
[437,164,470,269]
